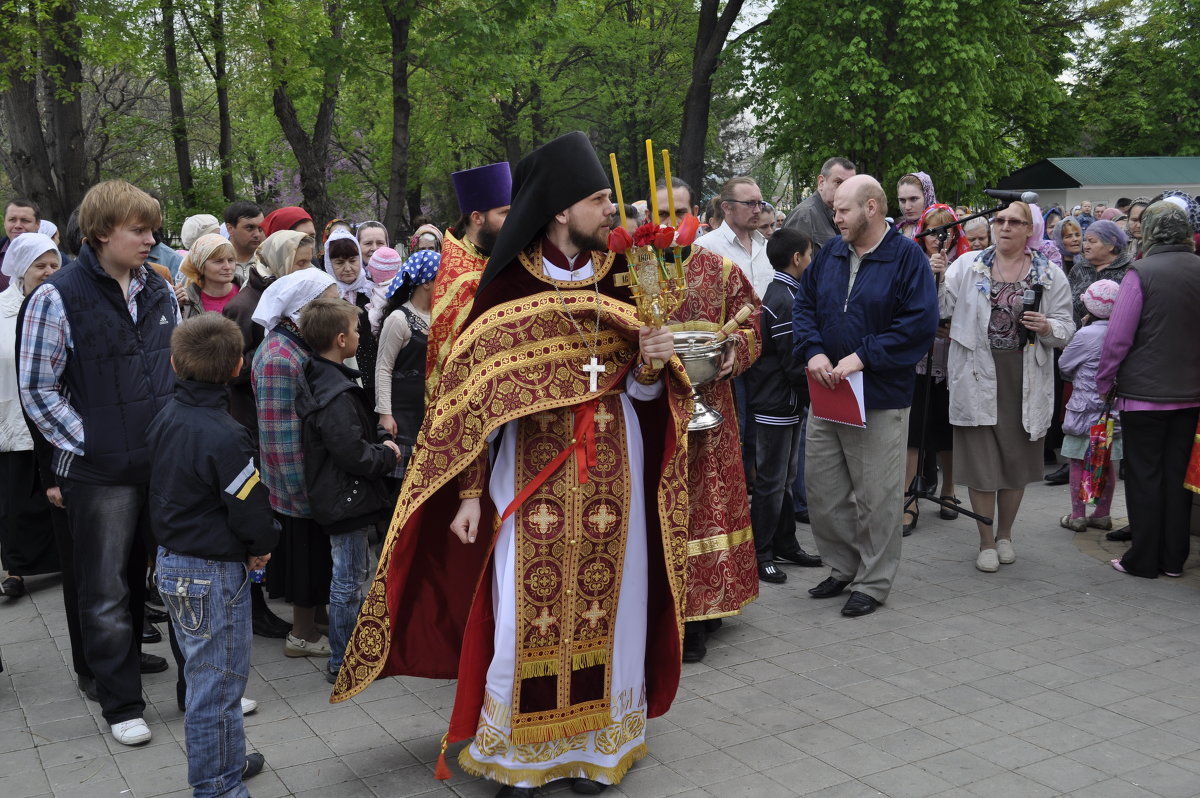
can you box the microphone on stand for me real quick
[984,188,1039,204]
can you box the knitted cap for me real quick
[1082,279,1120,320]
[368,246,403,283]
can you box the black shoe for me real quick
[253,608,291,639]
[495,787,535,798]
[78,675,99,702]
[704,618,723,634]
[841,591,880,617]
[144,605,169,623]
[142,619,162,645]
[139,652,168,674]
[758,563,787,584]
[1106,526,1132,542]
[682,621,707,663]
[242,753,266,780]
[902,505,918,537]
[808,576,851,599]
[572,778,608,794]
[145,589,165,607]
[1044,464,1069,485]
[794,509,810,524]
[775,548,822,567]
[1,576,26,598]
[938,496,961,520]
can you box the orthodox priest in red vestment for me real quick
[332,132,692,797]
[650,179,763,663]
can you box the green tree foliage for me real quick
[747,0,1068,207]
[1071,0,1200,156]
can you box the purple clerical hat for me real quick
[451,162,512,215]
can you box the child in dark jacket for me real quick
[296,297,400,684]
[146,314,279,796]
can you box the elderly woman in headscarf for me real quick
[1052,215,1084,274]
[1067,219,1132,326]
[0,233,61,597]
[940,200,1075,573]
[178,233,241,319]
[222,230,316,431]
[1124,197,1151,258]
[251,269,339,652]
[323,229,378,406]
[374,251,439,484]
[895,172,936,239]
[1097,201,1200,579]
[408,223,443,253]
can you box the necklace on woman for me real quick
[992,254,1027,284]
[550,267,606,392]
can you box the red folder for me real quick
[806,371,867,428]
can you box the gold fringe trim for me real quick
[458,742,647,788]
[687,524,754,557]
[510,709,612,746]
[519,658,559,679]
[571,648,607,671]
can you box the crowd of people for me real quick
[0,137,1197,798]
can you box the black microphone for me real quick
[1020,286,1041,345]
[983,188,1039,204]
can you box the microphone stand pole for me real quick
[907,203,1005,528]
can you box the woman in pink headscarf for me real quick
[895,172,936,239]
[903,204,970,534]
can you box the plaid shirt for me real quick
[18,268,171,469]
[252,320,311,517]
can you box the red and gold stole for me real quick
[427,230,487,398]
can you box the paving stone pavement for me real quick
[3,478,1200,797]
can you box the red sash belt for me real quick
[501,399,599,522]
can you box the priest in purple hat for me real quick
[426,162,513,394]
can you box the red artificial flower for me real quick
[654,226,676,249]
[607,225,634,254]
[633,222,659,247]
[676,214,700,247]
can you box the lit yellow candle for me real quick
[645,139,658,225]
[661,149,677,227]
[609,153,627,230]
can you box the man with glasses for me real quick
[694,176,773,299]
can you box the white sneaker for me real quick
[111,718,152,746]
[975,548,999,573]
[240,697,257,715]
[995,539,1015,564]
[284,633,331,658]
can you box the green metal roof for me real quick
[999,157,1200,189]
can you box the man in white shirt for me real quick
[694,177,771,299]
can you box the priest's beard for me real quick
[476,219,501,253]
[568,219,609,253]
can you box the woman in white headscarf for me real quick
[0,233,61,597]
[250,269,339,654]
[323,228,378,406]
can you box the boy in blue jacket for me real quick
[147,314,278,796]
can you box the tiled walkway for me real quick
[4,479,1200,797]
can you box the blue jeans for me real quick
[328,528,370,672]
[156,549,251,798]
[59,480,149,724]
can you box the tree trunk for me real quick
[162,0,195,207]
[0,76,57,214]
[678,0,745,196]
[381,1,411,245]
[265,0,344,232]
[44,0,88,222]
[211,0,234,202]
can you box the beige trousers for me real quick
[805,407,909,603]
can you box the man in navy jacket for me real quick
[792,175,938,617]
